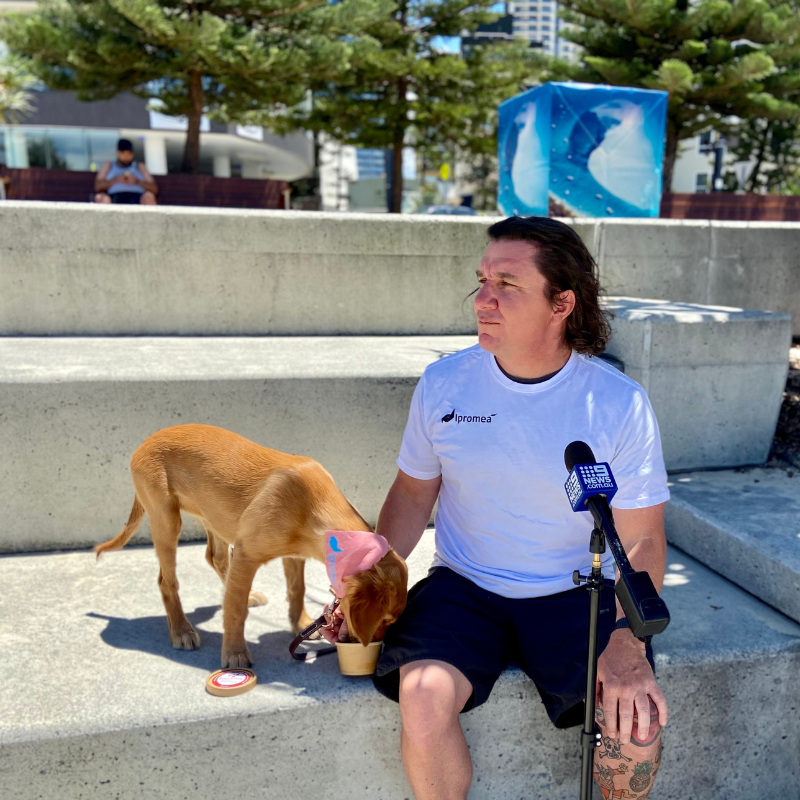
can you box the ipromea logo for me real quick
[441,409,496,424]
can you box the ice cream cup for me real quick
[336,640,382,676]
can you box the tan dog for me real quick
[95,424,408,668]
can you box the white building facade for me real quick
[508,1,579,61]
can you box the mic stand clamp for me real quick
[572,526,606,800]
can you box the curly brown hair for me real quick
[485,216,612,356]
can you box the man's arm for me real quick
[134,163,158,195]
[320,469,440,643]
[376,469,441,558]
[596,502,669,743]
[94,162,117,193]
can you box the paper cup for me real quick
[336,641,382,676]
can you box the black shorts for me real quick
[110,191,145,204]
[373,566,655,729]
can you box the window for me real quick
[697,131,713,155]
[695,173,710,193]
[23,128,50,168]
[49,129,89,171]
[87,130,118,171]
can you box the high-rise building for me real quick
[507,1,579,61]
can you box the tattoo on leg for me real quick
[594,763,639,799]
[628,760,654,793]
[599,736,633,762]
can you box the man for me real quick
[324,216,669,799]
[94,138,158,205]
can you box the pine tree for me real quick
[730,115,800,191]
[0,53,36,124]
[274,0,539,212]
[1,0,375,173]
[537,0,800,193]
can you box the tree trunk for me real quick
[181,70,204,174]
[391,132,404,214]
[661,122,679,196]
[746,120,771,193]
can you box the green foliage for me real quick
[536,0,800,192]
[730,115,800,191]
[0,53,37,124]
[0,0,366,171]
[276,0,542,211]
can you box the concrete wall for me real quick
[1,203,798,335]
[594,219,800,335]
[605,299,791,470]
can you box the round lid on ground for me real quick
[205,668,257,697]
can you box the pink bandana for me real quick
[325,530,390,598]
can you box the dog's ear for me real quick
[342,550,408,646]
[342,571,387,647]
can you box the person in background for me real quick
[94,138,158,205]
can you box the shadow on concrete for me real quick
[86,605,341,686]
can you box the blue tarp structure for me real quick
[498,82,668,218]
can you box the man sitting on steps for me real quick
[323,215,670,800]
[94,138,158,205]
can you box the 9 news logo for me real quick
[578,463,613,489]
[565,462,618,511]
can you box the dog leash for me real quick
[289,597,340,661]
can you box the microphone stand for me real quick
[572,499,669,800]
[573,525,606,800]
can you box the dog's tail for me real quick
[95,497,145,559]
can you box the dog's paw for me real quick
[171,627,200,651]
[222,650,252,669]
[248,591,268,608]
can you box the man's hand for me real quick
[596,629,668,744]
[319,601,349,644]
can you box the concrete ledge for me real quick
[604,298,791,470]
[1,533,798,799]
[2,203,799,335]
[665,467,800,624]
[0,202,488,336]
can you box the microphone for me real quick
[564,441,670,639]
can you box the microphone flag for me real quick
[564,462,618,512]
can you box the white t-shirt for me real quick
[397,345,670,599]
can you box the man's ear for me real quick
[342,573,386,647]
[553,289,576,321]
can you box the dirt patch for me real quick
[770,344,800,468]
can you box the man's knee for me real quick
[94,193,111,204]
[399,660,472,737]
[141,192,157,205]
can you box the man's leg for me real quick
[94,193,111,203]
[141,191,157,205]
[399,660,475,800]
[594,698,663,799]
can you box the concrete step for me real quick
[665,466,800,624]
[0,335,475,553]
[1,532,798,800]
[0,326,789,553]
